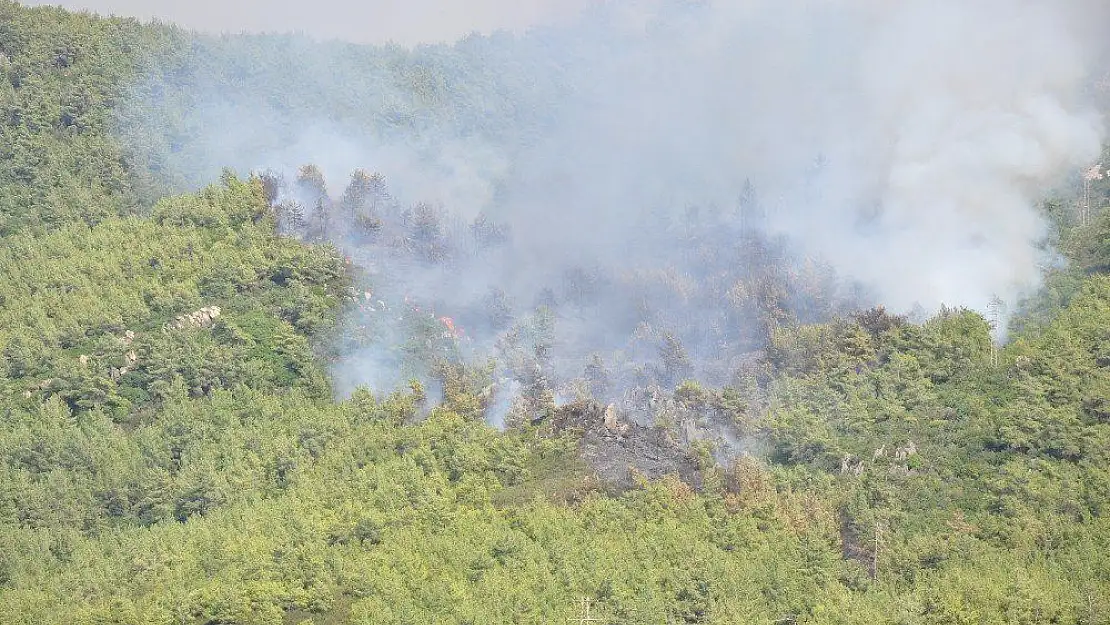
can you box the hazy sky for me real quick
[22,0,592,44]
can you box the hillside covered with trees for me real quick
[2,1,1110,623]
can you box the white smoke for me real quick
[22,0,593,45]
[812,0,1105,311]
[116,0,1109,404]
[499,0,1106,314]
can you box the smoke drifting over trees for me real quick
[116,0,1108,416]
[22,0,592,44]
[7,2,1110,620]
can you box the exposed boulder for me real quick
[894,441,917,462]
[602,404,629,436]
[168,306,222,330]
[840,454,864,476]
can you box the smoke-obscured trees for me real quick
[268,165,863,418]
[5,4,1110,622]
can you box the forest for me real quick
[2,1,1110,623]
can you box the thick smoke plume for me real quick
[523,0,1106,314]
[24,0,591,45]
[118,0,1107,428]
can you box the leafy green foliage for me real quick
[0,1,164,233]
[0,174,347,419]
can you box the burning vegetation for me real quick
[255,165,864,481]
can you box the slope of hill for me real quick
[1,2,1109,624]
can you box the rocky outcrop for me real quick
[168,306,221,330]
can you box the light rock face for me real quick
[168,306,222,330]
[603,404,630,436]
[841,455,864,476]
[894,441,918,462]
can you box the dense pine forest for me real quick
[2,1,1110,623]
